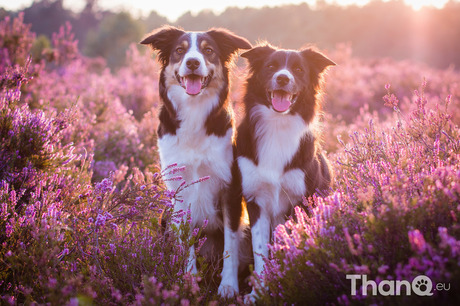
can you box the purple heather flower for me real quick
[408,229,427,253]
[192,228,199,237]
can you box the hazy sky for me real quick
[0,0,451,21]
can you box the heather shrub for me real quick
[0,13,35,68]
[9,20,161,181]
[256,83,460,305]
[1,57,92,304]
[325,44,460,125]
[0,65,204,304]
[321,45,460,154]
[0,16,208,304]
[114,44,161,121]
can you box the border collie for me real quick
[219,44,335,299]
[140,26,251,274]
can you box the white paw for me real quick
[244,290,258,305]
[218,283,239,298]
[187,258,197,275]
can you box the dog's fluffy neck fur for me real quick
[249,104,311,169]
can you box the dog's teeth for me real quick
[271,92,274,99]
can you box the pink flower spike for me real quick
[199,176,210,182]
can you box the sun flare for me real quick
[402,0,449,10]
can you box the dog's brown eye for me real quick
[176,47,185,54]
[295,67,303,73]
[205,47,213,55]
[268,64,275,70]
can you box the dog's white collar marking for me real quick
[251,104,310,173]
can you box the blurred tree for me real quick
[142,10,169,32]
[84,11,144,69]
[30,34,51,62]
[0,8,9,20]
[6,0,460,69]
[23,0,73,39]
[84,0,97,12]
[173,0,460,69]
[72,0,101,45]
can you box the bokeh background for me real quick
[1,0,460,69]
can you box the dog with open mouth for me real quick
[219,44,335,299]
[140,26,251,277]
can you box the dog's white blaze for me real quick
[272,69,295,95]
[179,32,208,77]
[272,69,294,86]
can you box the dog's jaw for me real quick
[267,90,299,113]
[266,69,300,114]
[175,71,214,96]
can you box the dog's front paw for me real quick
[187,261,198,275]
[244,290,258,305]
[186,254,198,275]
[218,282,239,298]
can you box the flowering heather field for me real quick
[1,14,460,305]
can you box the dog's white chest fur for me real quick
[239,105,310,222]
[158,89,233,229]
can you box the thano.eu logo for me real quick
[346,274,450,296]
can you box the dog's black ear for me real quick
[206,28,252,63]
[301,48,336,74]
[241,45,276,66]
[140,26,185,66]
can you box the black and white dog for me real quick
[219,44,335,298]
[140,27,251,274]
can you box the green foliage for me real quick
[84,11,144,69]
[30,34,51,62]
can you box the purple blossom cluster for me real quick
[2,13,460,305]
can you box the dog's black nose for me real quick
[276,74,290,86]
[186,58,200,70]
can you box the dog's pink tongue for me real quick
[185,76,202,95]
[272,91,291,112]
